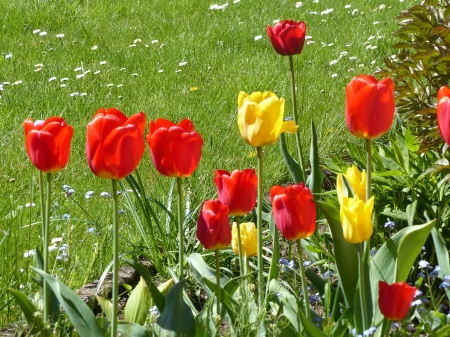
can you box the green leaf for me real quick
[7,288,52,337]
[268,279,300,333]
[267,212,279,285]
[298,307,327,337]
[307,121,323,197]
[122,257,166,313]
[316,201,358,306]
[195,301,220,337]
[431,228,450,276]
[97,317,150,337]
[432,325,450,337]
[32,267,104,337]
[155,279,196,337]
[370,220,435,328]
[406,201,417,227]
[96,295,113,322]
[187,253,230,296]
[279,133,304,183]
[305,269,345,305]
[124,276,153,325]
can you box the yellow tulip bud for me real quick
[237,91,298,147]
[340,195,374,243]
[232,222,258,258]
[336,166,366,205]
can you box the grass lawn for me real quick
[0,0,418,325]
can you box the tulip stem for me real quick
[296,239,310,319]
[43,172,52,323]
[358,243,369,333]
[215,250,221,316]
[380,318,391,337]
[289,55,305,181]
[366,139,372,202]
[235,216,244,276]
[256,147,264,309]
[177,177,184,280]
[111,179,119,337]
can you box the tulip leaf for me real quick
[122,257,166,314]
[268,278,300,333]
[267,212,279,285]
[431,228,450,276]
[298,307,327,337]
[187,253,230,296]
[370,220,435,328]
[124,277,152,325]
[195,300,220,337]
[97,317,150,336]
[316,200,358,306]
[96,295,113,322]
[32,267,104,337]
[307,121,323,199]
[279,133,304,183]
[7,288,52,337]
[155,279,196,337]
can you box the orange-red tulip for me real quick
[378,281,417,321]
[270,183,316,241]
[437,86,450,145]
[24,117,73,173]
[214,169,258,216]
[86,108,146,179]
[267,20,306,56]
[196,199,231,251]
[346,75,395,139]
[147,118,203,178]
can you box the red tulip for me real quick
[147,118,203,178]
[437,86,450,145]
[196,199,231,251]
[86,108,146,179]
[24,117,73,173]
[270,183,316,241]
[346,75,395,139]
[378,281,417,321]
[267,20,306,56]
[214,169,258,216]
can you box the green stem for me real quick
[43,173,51,323]
[215,250,221,315]
[111,179,119,337]
[358,243,369,332]
[39,171,45,246]
[289,55,305,179]
[366,139,372,202]
[296,239,310,319]
[380,318,391,337]
[256,147,264,309]
[235,216,244,276]
[177,177,184,280]
[288,241,292,261]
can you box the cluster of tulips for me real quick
[18,18,450,337]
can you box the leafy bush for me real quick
[377,0,450,151]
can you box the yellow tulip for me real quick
[336,166,366,204]
[340,195,374,243]
[232,222,258,257]
[238,91,298,147]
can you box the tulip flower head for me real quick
[346,75,395,139]
[270,183,316,241]
[197,199,232,251]
[214,169,258,216]
[336,166,366,204]
[437,86,450,145]
[24,117,73,173]
[267,20,306,56]
[232,222,257,258]
[378,281,417,321]
[147,118,203,178]
[238,91,297,147]
[86,108,146,179]
[340,195,374,244]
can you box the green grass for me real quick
[0,0,417,326]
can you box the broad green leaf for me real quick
[406,201,417,226]
[431,228,450,276]
[298,307,327,337]
[97,317,150,337]
[195,300,220,337]
[279,133,304,183]
[155,279,196,337]
[124,276,153,325]
[32,268,104,337]
[96,295,113,322]
[7,288,52,337]
[268,279,300,333]
[370,220,435,328]
[122,257,166,313]
[187,253,230,296]
[267,212,279,286]
[432,325,450,337]
[307,121,323,198]
[316,201,358,306]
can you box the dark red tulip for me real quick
[267,20,306,56]
[24,117,73,173]
[147,118,203,178]
[86,108,146,179]
[378,281,417,321]
[196,199,231,251]
[214,169,258,216]
[346,75,395,139]
[270,183,316,241]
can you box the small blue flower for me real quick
[149,305,158,315]
[430,265,440,277]
[56,255,62,260]
[85,191,95,199]
[309,293,320,303]
[364,327,376,336]
[414,289,423,297]
[87,227,96,233]
[118,209,125,214]
[59,244,69,251]
[421,246,426,251]
[391,322,400,329]
[274,292,281,298]
[66,188,75,196]
[417,272,425,278]
[62,185,71,191]
[444,275,450,282]
[324,271,333,279]
[418,260,429,268]
[440,281,450,289]
[384,220,395,229]
[370,248,377,256]
[303,260,311,267]
[288,260,295,269]
[62,214,70,220]
[411,299,422,307]
[313,317,321,323]
[100,192,112,198]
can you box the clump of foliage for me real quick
[378,0,450,151]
